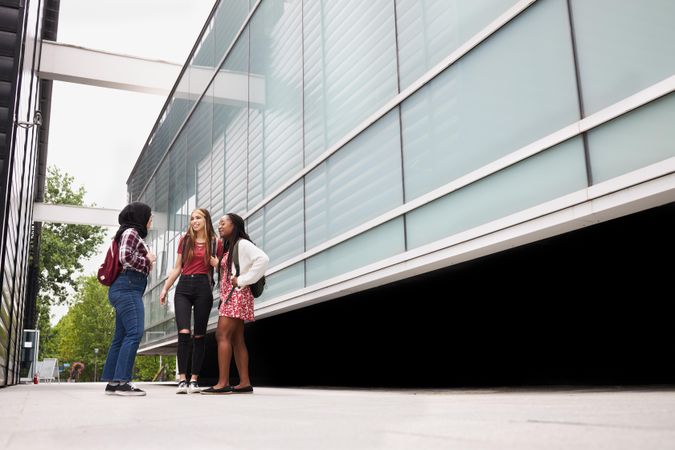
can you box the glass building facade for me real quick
[130,0,675,352]
[0,0,55,387]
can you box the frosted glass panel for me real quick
[141,179,157,286]
[407,137,587,249]
[155,161,170,278]
[188,92,213,214]
[248,107,264,207]
[189,14,217,100]
[214,29,249,214]
[263,181,304,266]
[401,0,579,201]
[396,0,517,89]
[570,0,675,115]
[249,0,303,202]
[246,210,264,251]
[303,0,399,164]
[305,110,403,249]
[306,218,405,286]
[588,93,675,184]
[214,0,250,65]
[192,14,215,70]
[210,111,225,221]
[143,286,165,330]
[169,132,187,236]
[144,96,191,201]
[257,262,305,304]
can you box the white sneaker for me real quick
[176,380,188,394]
[188,381,202,394]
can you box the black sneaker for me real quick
[104,383,118,395]
[114,382,146,396]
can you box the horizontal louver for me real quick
[263,181,304,265]
[250,0,303,198]
[303,0,398,164]
[305,110,403,249]
[224,110,248,213]
[396,0,518,89]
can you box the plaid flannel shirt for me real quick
[119,228,151,275]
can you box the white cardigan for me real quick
[227,239,269,287]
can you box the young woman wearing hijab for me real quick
[102,201,156,396]
[201,213,268,395]
[159,208,221,394]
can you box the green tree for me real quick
[40,166,106,305]
[36,166,106,354]
[36,299,59,358]
[56,276,115,381]
[135,355,176,382]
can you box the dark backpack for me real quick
[232,240,266,298]
[97,239,122,287]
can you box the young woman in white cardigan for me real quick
[202,213,269,394]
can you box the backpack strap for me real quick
[232,239,241,277]
[221,240,241,306]
[208,237,216,287]
[216,238,223,289]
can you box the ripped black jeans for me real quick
[174,274,214,376]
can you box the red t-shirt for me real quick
[178,236,223,275]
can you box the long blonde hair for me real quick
[181,208,216,267]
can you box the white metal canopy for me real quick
[32,203,120,227]
[37,40,264,105]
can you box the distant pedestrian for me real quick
[101,202,155,396]
[202,213,268,395]
[160,208,220,394]
[68,361,84,382]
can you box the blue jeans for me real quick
[101,269,147,382]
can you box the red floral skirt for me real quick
[219,257,255,321]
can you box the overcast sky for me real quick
[47,0,216,324]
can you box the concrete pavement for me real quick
[1,382,674,449]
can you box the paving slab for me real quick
[1,383,674,449]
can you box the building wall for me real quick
[0,0,45,387]
[130,0,675,352]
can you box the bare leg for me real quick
[231,320,251,388]
[214,317,238,389]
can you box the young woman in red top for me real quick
[160,208,221,394]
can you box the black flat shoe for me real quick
[231,385,254,394]
[200,385,233,395]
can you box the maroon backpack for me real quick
[97,239,122,287]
